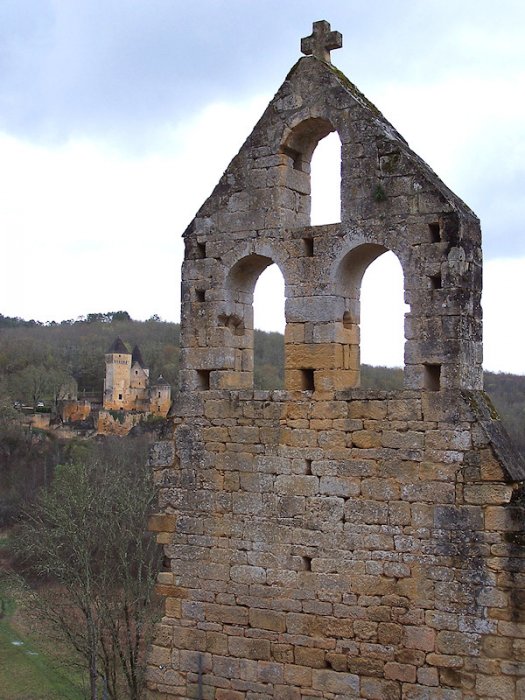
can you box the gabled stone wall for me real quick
[147,21,525,699]
[178,52,482,397]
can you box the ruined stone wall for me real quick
[147,389,525,699]
[178,55,483,398]
[60,399,92,423]
[148,23,524,699]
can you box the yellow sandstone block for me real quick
[315,369,359,391]
[213,371,252,390]
[286,343,344,370]
[343,343,359,371]
[165,597,181,618]
[285,369,312,391]
[148,514,177,532]
[284,323,306,343]
[155,532,172,545]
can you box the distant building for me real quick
[58,337,172,433]
[103,337,171,415]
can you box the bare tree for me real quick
[15,438,161,699]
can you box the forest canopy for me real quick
[0,311,523,455]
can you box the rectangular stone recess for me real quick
[196,369,211,389]
[428,222,441,242]
[429,274,442,290]
[148,389,525,699]
[423,363,441,390]
[196,241,206,258]
[302,237,314,256]
[300,367,315,390]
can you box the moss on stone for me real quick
[328,64,383,118]
[373,183,387,202]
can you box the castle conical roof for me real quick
[131,344,147,368]
[107,336,129,354]
[153,374,170,387]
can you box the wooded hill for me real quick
[0,312,523,455]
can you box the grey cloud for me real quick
[1,0,524,257]
[2,0,521,145]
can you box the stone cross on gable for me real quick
[301,20,342,64]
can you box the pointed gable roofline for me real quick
[184,46,477,242]
[106,336,129,355]
[178,19,483,397]
[131,344,147,369]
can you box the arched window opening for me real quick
[335,245,408,390]
[360,251,408,388]
[253,263,285,389]
[310,131,341,225]
[280,117,337,228]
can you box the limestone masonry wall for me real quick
[147,21,525,699]
[147,389,525,699]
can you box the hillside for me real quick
[0,311,523,455]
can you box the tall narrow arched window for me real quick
[310,131,341,225]
[223,254,285,391]
[336,245,408,389]
[280,118,339,228]
[253,264,285,389]
[360,251,408,388]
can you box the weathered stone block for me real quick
[463,484,513,505]
[404,626,435,652]
[286,343,344,370]
[349,400,388,420]
[215,690,244,700]
[384,661,417,683]
[378,622,403,645]
[352,430,382,449]
[148,441,176,467]
[228,637,271,660]
[294,647,326,669]
[426,653,463,669]
[360,677,401,700]
[312,669,360,695]
[286,296,345,323]
[148,514,177,532]
[249,608,286,633]
[284,663,312,685]
[475,673,516,699]
[315,369,360,391]
[275,474,319,496]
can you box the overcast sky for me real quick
[0,1,524,373]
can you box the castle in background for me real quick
[103,337,171,415]
[57,337,172,434]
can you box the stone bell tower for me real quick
[147,22,525,699]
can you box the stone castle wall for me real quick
[96,409,143,436]
[104,350,132,410]
[147,388,525,699]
